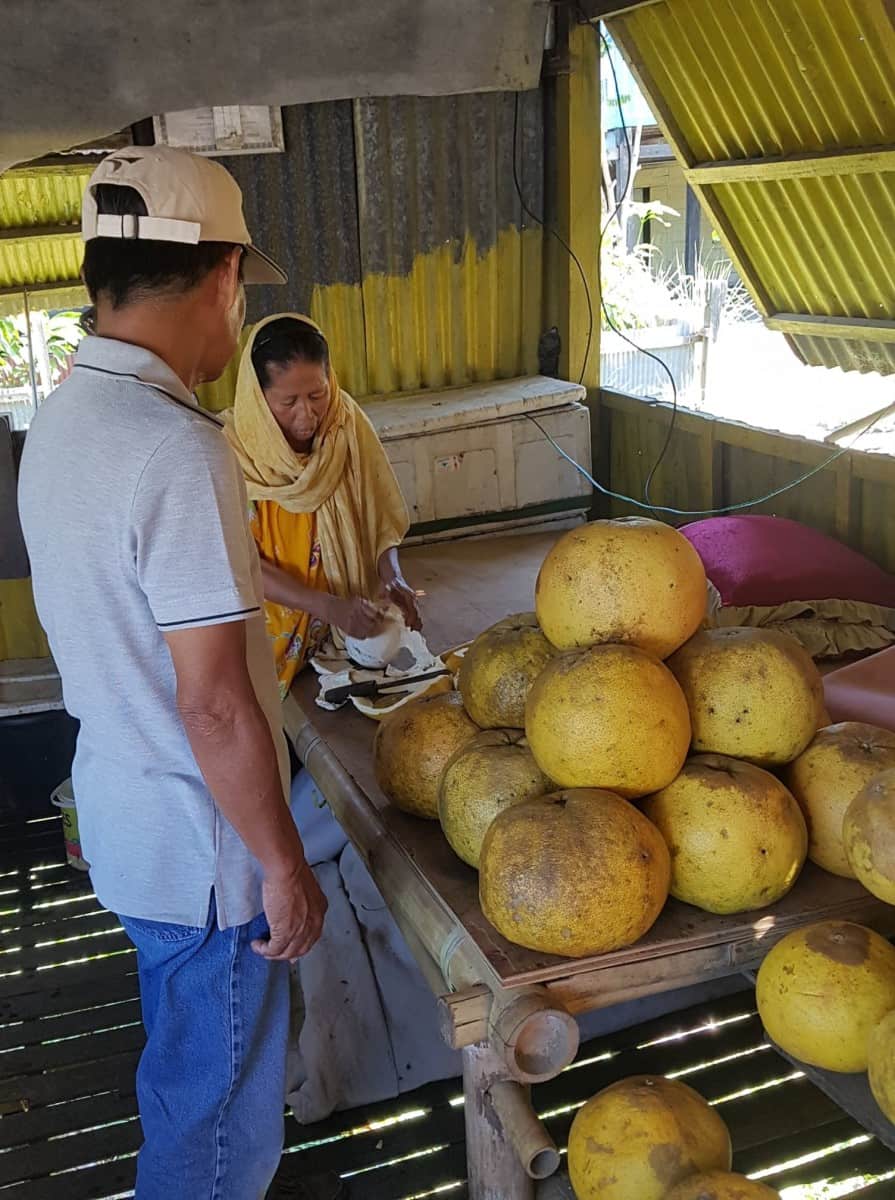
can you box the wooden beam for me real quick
[765,312,895,343]
[554,19,601,389]
[686,144,895,186]
[0,224,80,242]
[0,279,84,300]
[577,0,664,18]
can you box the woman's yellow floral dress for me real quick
[249,500,329,697]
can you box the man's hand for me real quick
[252,860,328,962]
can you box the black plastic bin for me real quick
[0,709,79,822]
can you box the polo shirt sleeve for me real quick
[132,420,261,632]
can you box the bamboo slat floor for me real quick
[2,813,895,1199]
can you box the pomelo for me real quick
[525,643,690,797]
[756,920,895,1072]
[786,723,895,878]
[373,691,477,819]
[664,1171,780,1200]
[567,1075,731,1200]
[478,789,670,957]
[642,754,807,914]
[458,613,554,729]
[438,730,550,869]
[668,627,823,766]
[844,767,895,903]
[868,1009,895,1123]
[535,517,707,658]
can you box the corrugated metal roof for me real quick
[0,164,90,315]
[609,0,895,373]
[0,165,91,229]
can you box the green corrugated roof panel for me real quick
[609,0,895,373]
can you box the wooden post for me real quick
[553,17,601,390]
[463,1044,536,1200]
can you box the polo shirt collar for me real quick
[74,336,198,410]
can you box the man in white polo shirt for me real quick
[18,147,326,1199]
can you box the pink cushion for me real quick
[680,516,895,608]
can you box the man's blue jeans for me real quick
[119,895,290,1200]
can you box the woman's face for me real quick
[262,356,331,453]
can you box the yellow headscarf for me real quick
[223,313,409,601]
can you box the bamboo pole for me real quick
[488,985,579,1084]
[490,1080,560,1180]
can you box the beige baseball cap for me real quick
[81,145,286,285]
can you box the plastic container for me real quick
[51,778,89,871]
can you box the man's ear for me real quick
[217,247,244,309]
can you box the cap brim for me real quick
[243,244,287,285]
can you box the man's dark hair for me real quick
[251,317,330,390]
[81,184,241,309]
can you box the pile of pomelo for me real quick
[372,517,895,1101]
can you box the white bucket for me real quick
[51,778,89,871]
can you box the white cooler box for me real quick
[364,375,592,540]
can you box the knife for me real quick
[322,668,451,707]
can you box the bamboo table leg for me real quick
[463,1044,536,1200]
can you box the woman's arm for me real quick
[377,547,422,631]
[260,558,330,617]
[260,559,387,639]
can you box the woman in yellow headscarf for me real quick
[224,314,419,697]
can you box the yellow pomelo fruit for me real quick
[437,730,551,869]
[664,1171,780,1200]
[785,723,895,878]
[525,643,690,798]
[844,767,895,903]
[479,789,670,957]
[535,517,707,658]
[458,613,555,729]
[868,1010,895,1122]
[642,754,807,915]
[373,691,478,819]
[668,627,824,766]
[567,1075,731,1200]
[756,920,895,1072]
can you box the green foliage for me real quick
[0,310,85,391]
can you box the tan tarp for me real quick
[0,0,547,171]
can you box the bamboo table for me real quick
[282,531,895,1198]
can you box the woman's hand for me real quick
[324,595,390,640]
[382,575,422,631]
[377,548,422,631]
